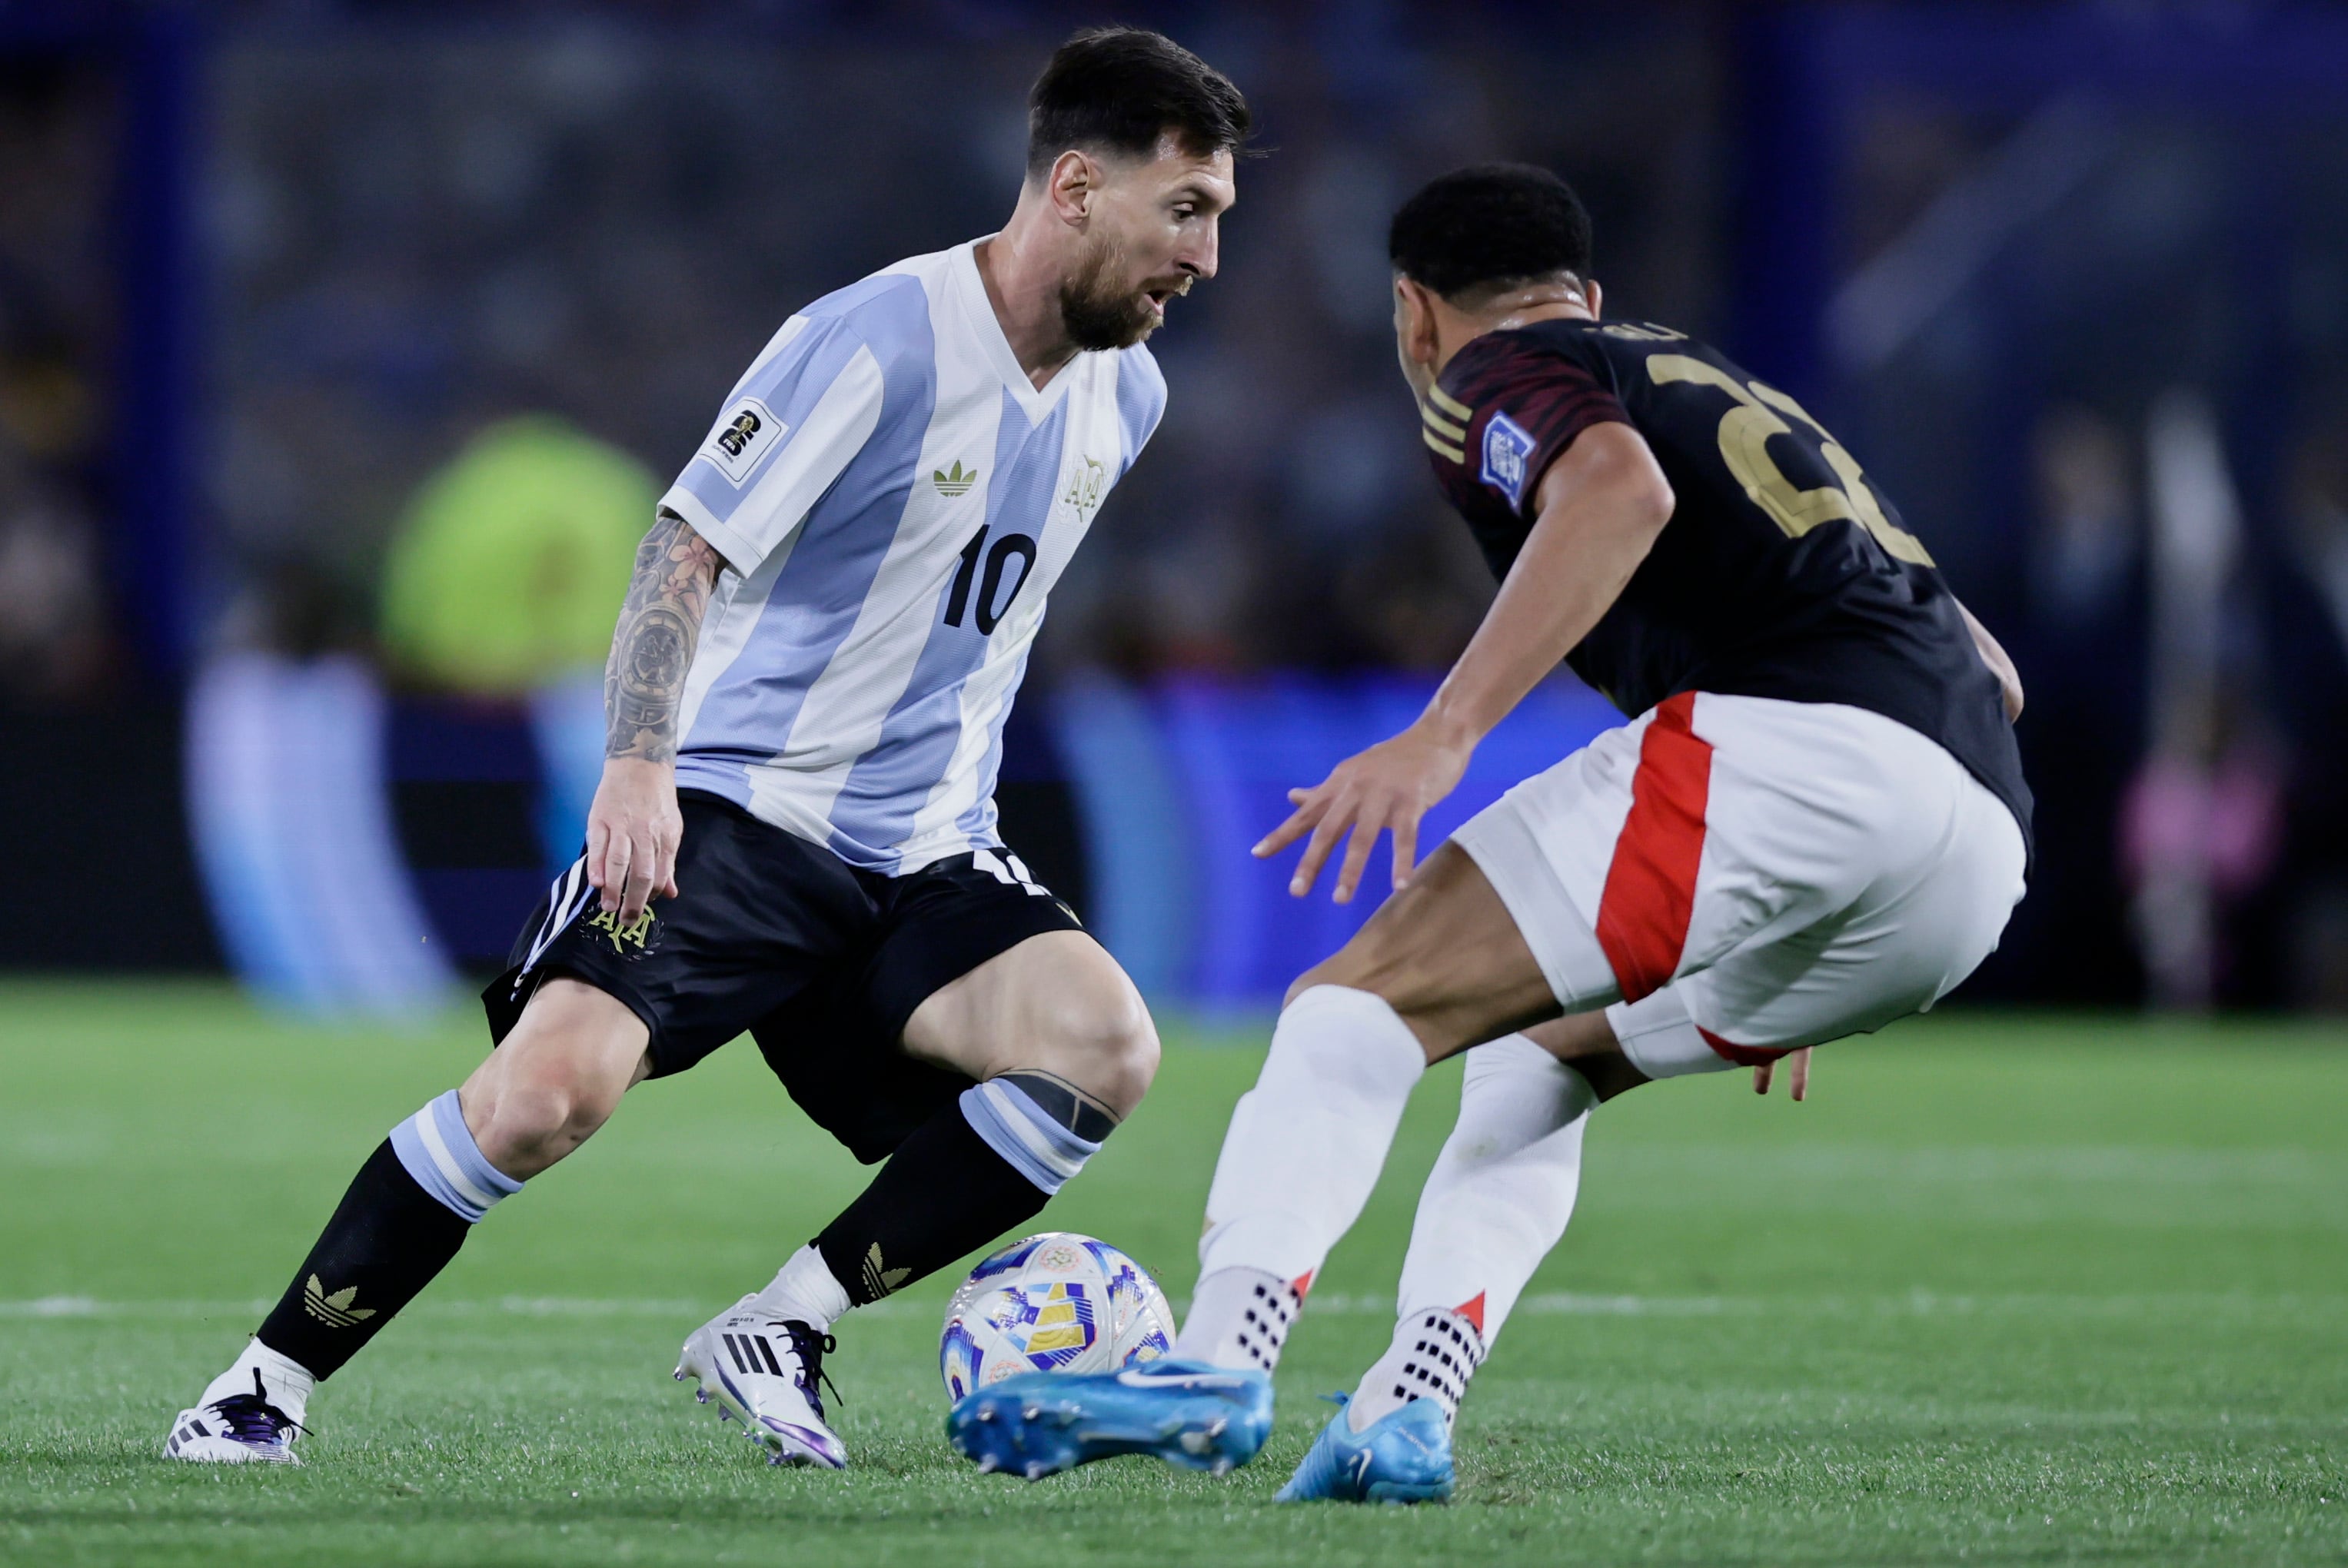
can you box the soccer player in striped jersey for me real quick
[950,165,2030,1500]
[165,28,1245,1470]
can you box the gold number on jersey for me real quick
[1646,354,1933,566]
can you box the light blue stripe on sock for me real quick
[389,1090,524,1223]
[958,1080,1102,1195]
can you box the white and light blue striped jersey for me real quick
[657,238,1167,875]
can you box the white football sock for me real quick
[753,1244,854,1331]
[1349,1033,1594,1431]
[203,1337,315,1424]
[1351,1305,1486,1432]
[1174,1267,1304,1372]
[1179,985,1427,1371]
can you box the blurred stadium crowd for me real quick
[6,1,2348,1011]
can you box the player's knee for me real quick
[466,1070,618,1176]
[1041,985,1159,1116]
[1285,944,1399,1012]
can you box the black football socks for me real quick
[255,1091,524,1379]
[814,1075,1109,1306]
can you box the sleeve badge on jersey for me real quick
[1480,410,1537,510]
[698,394,786,487]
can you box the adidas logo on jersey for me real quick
[303,1274,376,1327]
[934,460,979,497]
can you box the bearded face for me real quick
[1058,230,1169,351]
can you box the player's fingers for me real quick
[654,826,681,904]
[1253,796,1323,859]
[586,818,611,894]
[1752,1058,1774,1095]
[600,830,632,914]
[620,833,657,924]
[1332,806,1383,905]
[1788,1047,1811,1102]
[1291,799,1355,897]
[1335,793,1402,903]
[1289,787,1312,805]
[1392,812,1420,892]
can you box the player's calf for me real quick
[682,932,1157,1469]
[680,1051,1141,1467]
[166,981,647,1460]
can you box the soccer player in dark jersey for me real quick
[949,164,2030,1501]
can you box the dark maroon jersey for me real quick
[1422,317,2030,849]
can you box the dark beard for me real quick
[1058,238,1158,351]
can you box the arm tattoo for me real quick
[604,508,723,762]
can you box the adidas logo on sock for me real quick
[302,1274,377,1328]
[860,1244,910,1300]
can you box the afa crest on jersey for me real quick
[1481,410,1537,509]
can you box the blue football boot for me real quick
[1275,1395,1454,1504]
[946,1358,1273,1480]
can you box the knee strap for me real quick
[388,1091,524,1223]
[959,1073,1111,1195]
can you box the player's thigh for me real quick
[850,849,1156,1115]
[902,930,1158,1115]
[1296,841,1563,1061]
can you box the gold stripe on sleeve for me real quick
[1427,383,1474,420]
[1421,426,1466,463]
[1420,402,1466,440]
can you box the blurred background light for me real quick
[5,1,2348,1015]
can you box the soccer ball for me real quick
[939,1231,1174,1402]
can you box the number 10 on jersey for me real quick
[943,526,1039,636]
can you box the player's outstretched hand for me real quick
[1752,1046,1811,1101]
[1253,719,1472,904]
[587,757,683,923]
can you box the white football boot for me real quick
[164,1367,305,1465]
[675,1295,847,1468]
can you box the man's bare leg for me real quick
[460,979,654,1174]
[742,930,1159,1330]
[167,978,650,1460]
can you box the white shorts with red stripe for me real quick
[1452,692,2027,1078]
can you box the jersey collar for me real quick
[954,237,1082,423]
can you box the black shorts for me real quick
[482,789,1086,1164]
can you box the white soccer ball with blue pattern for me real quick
[939,1231,1174,1403]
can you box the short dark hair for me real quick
[1026,27,1250,176]
[1388,164,1593,302]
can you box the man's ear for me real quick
[1584,277,1603,317]
[1046,150,1096,225]
[1396,276,1442,367]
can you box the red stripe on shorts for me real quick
[1697,1026,1795,1067]
[1593,692,1712,1002]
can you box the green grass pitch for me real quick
[3,981,2344,1566]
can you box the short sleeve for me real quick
[658,313,886,575]
[1426,331,1631,520]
